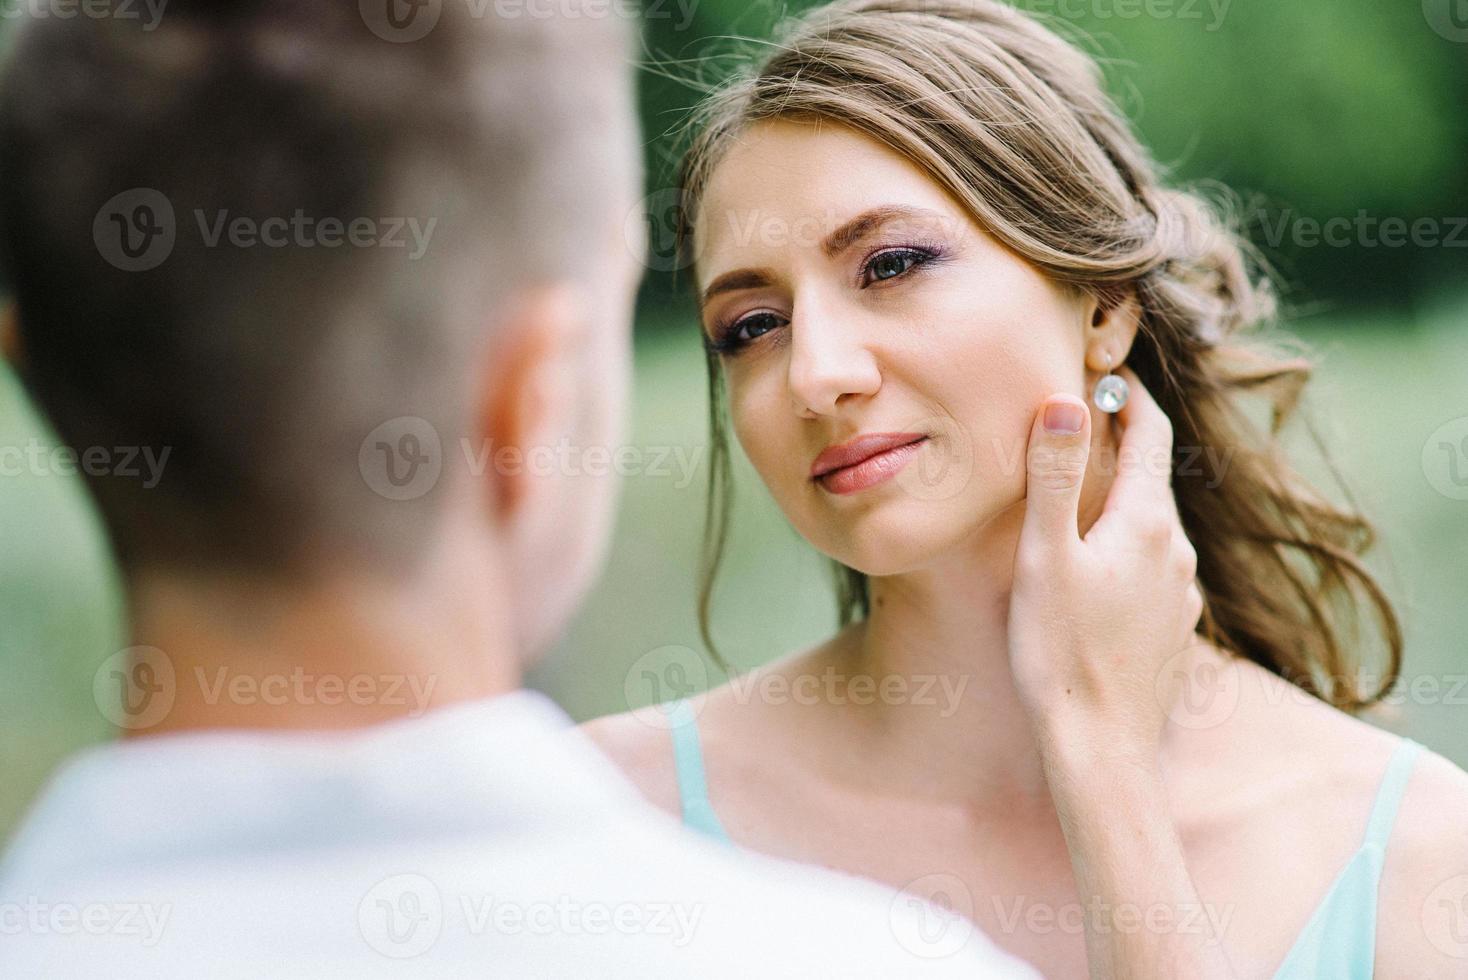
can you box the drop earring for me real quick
[1092,350,1129,413]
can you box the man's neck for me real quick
[119,554,521,737]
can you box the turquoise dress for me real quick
[661,698,1423,979]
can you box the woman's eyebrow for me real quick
[700,268,776,311]
[820,204,948,258]
[699,205,951,311]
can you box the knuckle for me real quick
[1137,516,1172,546]
[1027,445,1088,490]
[1186,583,1205,625]
[1174,542,1198,578]
[1155,421,1176,456]
[1014,549,1059,587]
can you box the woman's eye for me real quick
[732,311,784,342]
[706,309,787,355]
[863,248,931,285]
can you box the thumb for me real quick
[1020,394,1093,551]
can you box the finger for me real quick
[1089,365,1178,538]
[1018,393,1093,555]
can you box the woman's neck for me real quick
[836,444,1120,805]
[843,508,1048,802]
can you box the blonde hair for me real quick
[678,0,1401,710]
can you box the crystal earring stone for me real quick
[1092,355,1129,413]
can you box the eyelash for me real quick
[706,242,945,355]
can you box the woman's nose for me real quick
[785,303,881,417]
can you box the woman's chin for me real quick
[809,517,970,578]
[797,489,1017,579]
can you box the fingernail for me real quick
[1044,401,1084,434]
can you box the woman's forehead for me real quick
[693,120,972,282]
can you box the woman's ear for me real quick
[1085,288,1141,373]
[1,302,21,367]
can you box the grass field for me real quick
[2,300,1465,841]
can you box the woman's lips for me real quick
[811,432,928,495]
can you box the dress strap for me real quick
[665,699,732,843]
[1256,736,1424,979]
[1361,737,1422,852]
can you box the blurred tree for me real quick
[630,0,1468,329]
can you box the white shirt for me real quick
[0,689,1039,978]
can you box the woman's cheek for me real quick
[730,391,794,497]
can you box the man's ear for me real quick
[476,283,586,523]
[1,301,21,367]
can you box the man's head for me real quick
[0,0,643,657]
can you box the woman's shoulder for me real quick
[1375,741,1468,970]
[1223,658,1468,967]
[580,641,842,815]
[1221,658,1464,819]
[579,702,694,818]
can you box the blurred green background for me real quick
[2,0,1467,840]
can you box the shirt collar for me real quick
[1,689,642,886]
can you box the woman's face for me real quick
[694,119,1113,575]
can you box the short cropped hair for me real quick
[0,0,634,577]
